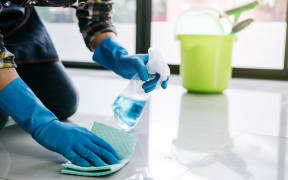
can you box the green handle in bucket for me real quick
[177,35,236,93]
[224,0,260,23]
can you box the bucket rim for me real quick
[177,34,237,41]
[177,34,236,38]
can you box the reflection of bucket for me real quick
[172,93,231,167]
[174,93,230,152]
[177,35,235,93]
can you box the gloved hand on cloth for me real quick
[0,78,121,167]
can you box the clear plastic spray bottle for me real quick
[112,48,170,131]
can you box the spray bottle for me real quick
[112,48,170,131]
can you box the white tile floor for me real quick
[0,70,288,180]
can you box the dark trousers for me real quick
[0,61,79,129]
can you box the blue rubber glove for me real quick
[93,37,169,92]
[0,78,121,167]
[142,75,169,93]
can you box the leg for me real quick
[0,109,9,129]
[16,61,79,120]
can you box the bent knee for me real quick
[48,87,79,120]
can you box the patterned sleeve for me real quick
[0,3,17,69]
[76,0,116,51]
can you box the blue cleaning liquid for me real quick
[113,96,146,129]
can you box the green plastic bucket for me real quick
[177,34,235,93]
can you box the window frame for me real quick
[63,0,288,80]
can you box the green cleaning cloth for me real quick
[61,122,137,176]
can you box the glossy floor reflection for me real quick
[0,70,288,180]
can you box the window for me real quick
[152,0,287,69]
[36,0,136,62]
[36,0,288,80]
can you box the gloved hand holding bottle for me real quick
[92,37,170,131]
[92,37,170,93]
[0,77,121,167]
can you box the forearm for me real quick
[0,68,19,90]
[76,0,116,51]
[90,32,115,51]
[0,76,57,136]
